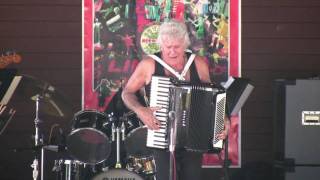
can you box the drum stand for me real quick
[30,95,57,180]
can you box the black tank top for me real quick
[145,52,201,99]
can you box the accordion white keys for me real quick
[146,76,227,152]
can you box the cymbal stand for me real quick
[31,95,44,180]
[34,95,42,147]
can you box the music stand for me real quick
[222,76,254,180]
[223,77,254,116]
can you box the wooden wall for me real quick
[0,0,82,179]
[1,0,320,179]
[242,0,320,165]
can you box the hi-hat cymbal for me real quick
[15,75,74,118]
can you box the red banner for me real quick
[83,0,241,167]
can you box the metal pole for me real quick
[168,110,177,180]
[31,95,43,180]
[41,148,44,180]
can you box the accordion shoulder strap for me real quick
[148,52,196,81]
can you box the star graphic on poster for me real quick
[118,34,135,55]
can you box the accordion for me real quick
[146,76,226,152]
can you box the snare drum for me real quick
[67,110,111,164]
[127,155,156,176]
[92,169,143,180]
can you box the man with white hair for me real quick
[122,20,229,180]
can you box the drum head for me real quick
[67,110,111,164]
[92,169,143,180]
[124,126,153,156]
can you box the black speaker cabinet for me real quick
[273,79,320,179]
[273,166,320,180]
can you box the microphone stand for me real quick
[222,116,231,180]
[222,135,230,180]
[168,111,177,180]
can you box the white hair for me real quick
[157,20,191,49]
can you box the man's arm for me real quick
[121,59,160,130]
[195,56,211,83]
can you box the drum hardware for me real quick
[124,127,157,179]
[126,155,156,178]
[31,159,39,180]
[108,113,126,169]
[31,95,62,180]
[91,113,145,180]
[0,74,73,180]
[30,95,44,180]
[62,160,74,180]
[19,74,74,118]
[52,159,88,180]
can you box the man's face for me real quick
[161,36,185,64]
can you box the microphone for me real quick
[168,111,175,121]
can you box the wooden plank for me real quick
[242,117,273,133]
[0,37,81,53]
[243,38,320,54]
[242,102,273,118]
[4,112,76,131]
[242,54,320,70]
[13,53,82,69]
[243,22,320,38]
[0,5,81,21]
[242,6,320,23]
[242,133,273,151]
[0,21,81,37]
[242,85,272,102]
[244,70,320,86]
[0,0,80,5]
[241,151,273,164]
[18,69,81,85]
[243,0,320,7]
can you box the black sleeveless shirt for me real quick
[145,52,201,100]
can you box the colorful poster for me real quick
[83,0,241,167]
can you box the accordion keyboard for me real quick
[146,76,171,149]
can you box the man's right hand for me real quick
[136,106,161,130]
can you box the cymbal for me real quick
[15,74,74,118]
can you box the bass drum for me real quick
[92,169,143,180]
[67,110,112,164]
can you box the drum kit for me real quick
[23,79,157,180]
[50,110,157,180]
